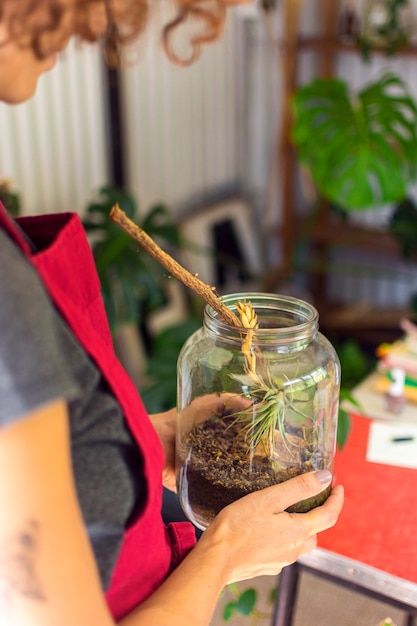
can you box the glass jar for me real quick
[176,293,340,530]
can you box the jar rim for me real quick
[204,292,319,344]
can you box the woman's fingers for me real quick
[243,469,334,514]
[180,392,252,426]
[207,478,344,584]
[296,484,345,535]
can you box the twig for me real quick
[109,203,241,327]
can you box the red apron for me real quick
[0,205,196,621]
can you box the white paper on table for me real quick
[366,421,417,469]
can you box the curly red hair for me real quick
[0,0,241,66]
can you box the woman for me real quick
[0,2,344,625]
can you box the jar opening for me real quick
[204,292,319,346]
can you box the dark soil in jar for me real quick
[179,414,331,527]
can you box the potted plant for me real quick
[82,186,186,387]
[291,71,417,211]
[359,0,411,59]
[140,318,201,413]
[82,186,181,335]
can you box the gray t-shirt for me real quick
[0,227,145,589]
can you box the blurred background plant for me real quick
[222,584,276,624]
[335,339,374,448]
[292,72,417,211]
[82,185,201,412]
[389,196,417,261]
[0,179,20,216]
[358,0,411,60]
[82,185,181,335]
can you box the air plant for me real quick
[228,300,304,458]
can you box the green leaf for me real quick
[223,601,237,621]
[141,379,178,413]
[152,319,201,351]
[390,197,417,259]
[141,318,201,412]
[337,340,372,388]
[0,188,20,216]
[337,407,352,450]
[236,588,257,616]
[268,586,277,605]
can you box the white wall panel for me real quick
[0,40,108,217]
[120,12,240,214]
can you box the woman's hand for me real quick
[149,409,177,491]
[149,394,252,492]
[199,470,344,584]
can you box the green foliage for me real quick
[292,72,417,210]
[221,582,277,623]
[268,587,277,606]
[82,186,180,332]
[337,396,354,450]
[223,601,237,622]
[0,180,20,216]
[390,197,417,337]
[223,588,259,622]
[389,196,417,259]
[141,318,201,413]
[335,339,374,449]
[337,339,373,388]
[411,292,417,315]
[83,187,200,414]
[358,0,410,60]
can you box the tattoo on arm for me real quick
[0,519,46,617]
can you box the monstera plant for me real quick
[292,71,417,211]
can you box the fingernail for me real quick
[315,470,332,485]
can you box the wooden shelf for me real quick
[262,218,401,299]
[296,36,417,57]
[318,301,415,331]
[316,301,413,347]
[296,215,402,257]
[262,215,401,291]
[274,0,416,342]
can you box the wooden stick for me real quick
[109,203,242,327]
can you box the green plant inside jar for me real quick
[109,206,338,529]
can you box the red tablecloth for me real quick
[318,413,417,583]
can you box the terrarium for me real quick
[176,293,340,531]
